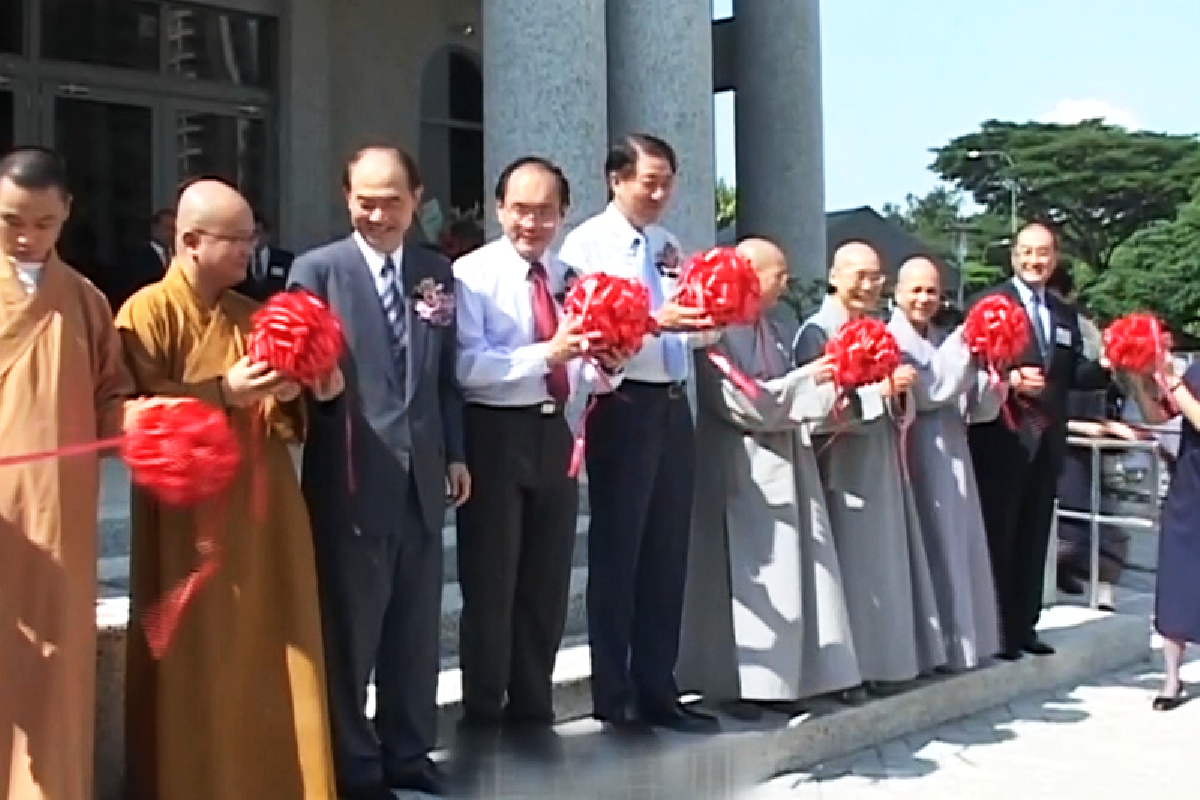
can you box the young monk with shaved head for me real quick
[678,237,861,714]
[117,178,342,800]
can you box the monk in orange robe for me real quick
[116,179,341,800]
[0,146,135,800]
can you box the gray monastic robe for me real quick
[889,309,1003,670]
[678,316,860,701]
[792,296,946,682]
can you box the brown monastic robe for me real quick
[0,254,133,800]
[116,263,336,800]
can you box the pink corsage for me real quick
[412,278,455,326]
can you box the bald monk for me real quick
[792,241,946,687]
[889,258,1002,670]
[678,238,860,712]
[117,179,342,800]
[0,146,135,800]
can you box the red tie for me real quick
[529,262,570,404]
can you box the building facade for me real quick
[0,0,825,292]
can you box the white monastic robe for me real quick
[678,316,860,701]
[889,309,1004,670]
[792,296,946,682]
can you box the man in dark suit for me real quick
[115,207,173,309]
[967,222,1108,661]
[288,146,468,800]
[237,212,295,301]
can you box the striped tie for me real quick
[380,256,408,366]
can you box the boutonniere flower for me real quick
[655,241,683,279]
[412,277,455,326]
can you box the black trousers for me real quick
[971,423,1065,650]
[584,381,695,718]
[312,470,443,792]
[456,403,579,725]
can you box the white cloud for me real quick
[1038,99,1140,129]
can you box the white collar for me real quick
[354,231,404,278]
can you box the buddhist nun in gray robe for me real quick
[678,313,861,703]
[888,260,1003,669]
[790,244,946,683]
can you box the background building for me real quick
[0,0,825,306]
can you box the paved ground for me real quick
[749,589,1194,800]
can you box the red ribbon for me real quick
[674,247,762,327]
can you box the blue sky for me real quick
[712,0,1200,212]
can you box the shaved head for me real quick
[828,240,884,316]
[737,237,789,304]
[896,256,941,292]
[175,179,256,293]
[895,256,942,329]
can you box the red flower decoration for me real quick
[1103,313,1171,374]
[247,290,345,386]
[825,317,901,389]
[675,247,762,327]
[563,272,658,355]
[123,397,241,507]
[962,295,1031,370]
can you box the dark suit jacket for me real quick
[967,279,1109,460]
[288,235,465,538]
[237,245,295,302]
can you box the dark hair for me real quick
[342,146,422,193]
[1018,219,1061,249]
[151,208,174,224]
[1045,265,1074,297]
[0,146,71,197]
[604,133,677,184]
[494,156,571,212]
[175,174,238,203]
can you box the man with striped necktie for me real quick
[289,146,466,799]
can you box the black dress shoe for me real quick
[996,648,1024,662]
[641,703,721,734]
[339,783,394,800]
[504,723,565,763]
[1152,690,1187,711]
[1023,638,1055,656]
[596,708,655,738]
[387,758,448,796]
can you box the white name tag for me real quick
[1055,326,1072,346]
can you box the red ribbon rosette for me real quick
[123,397,242,659]
[562,272,658,356]
[675,247,762,327]
[1103,313,1171,375]
[963,295,1042,433]
[561,273,657,477]
[247,290,345,386]
[675,247,763,398]
[824,317,901,391]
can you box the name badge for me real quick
[269,266,286,277]
[1055,326,1072,347]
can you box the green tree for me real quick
[930,119,1200,274]
[715,179,736,230]
[1086,194,1200,334]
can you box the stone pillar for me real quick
[482,0,608,237]
[733,0,826,284]
[606,0,716,254]
[282,0,335,249]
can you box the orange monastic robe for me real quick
[0,254,133,800]
[115,263,336,800]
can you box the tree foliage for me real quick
[715,179,737,230]
[931,119,1200,272]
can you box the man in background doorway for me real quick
[237,212,295,301]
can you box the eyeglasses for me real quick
[194,229,258,245]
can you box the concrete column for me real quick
[733,0,826,284]
[482,0,608,237]
[606,0,716,254]
[281,0,335,249]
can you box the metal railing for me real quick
[1050,434,1164,609]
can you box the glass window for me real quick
[173,110,270,219]
[0,1,22,55]
[164,6,278,89]
[41,0,162,73]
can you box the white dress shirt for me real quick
[1012,276,1051,352]
[455,236,582,407]
[354,231,405,300]
[558,203,694,384]
[14,262,42,294]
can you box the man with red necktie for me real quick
[453,156,615,758]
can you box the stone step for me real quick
[92,604,1149,800]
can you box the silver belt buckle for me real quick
[539,401,558,416]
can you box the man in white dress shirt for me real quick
[558,133,717,736]
[453,156,591,756]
